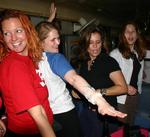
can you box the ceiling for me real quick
[55,0,150,24]
[0,0,149,31]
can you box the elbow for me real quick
[67,74,78,87]
[64,70,77,86]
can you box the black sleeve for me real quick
[103,54,121,74]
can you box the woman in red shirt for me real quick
[0,9,56,137]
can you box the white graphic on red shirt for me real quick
[36,69,46,87]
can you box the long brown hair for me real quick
[0,9,43,65]
[79,25,105,62]
[118,21,146,60]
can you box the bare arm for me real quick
[0,97,6,137]
[64,70,127,118]
[48,2,57,22]
[28,105,56,137]
[0,120,6,137]
[99,70,127,96]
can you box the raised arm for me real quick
[48,2,57,22]
[64,69,127,118]
[28,105,56,137]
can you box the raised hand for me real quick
[48,2,57,22]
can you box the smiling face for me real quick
[42,29,60,53]
[87,32,102,60]
[124,24,137,48]
[2,18,28,56]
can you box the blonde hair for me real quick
[36,21,60,42]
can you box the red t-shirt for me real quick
[0,97,2,109]
[0,51,53,134]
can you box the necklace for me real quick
[88,59,95,71]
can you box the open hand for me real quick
[96,93,127,118]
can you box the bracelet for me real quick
[100,88,107,95]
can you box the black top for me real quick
[79,53,121,108]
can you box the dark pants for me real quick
[5,129,41,137]
[76,102,120,137]
[79,106,103,137]
[54,108,83,137]
[118,93,139,126]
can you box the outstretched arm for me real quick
[64,70,127,118]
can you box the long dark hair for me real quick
[118,21,146,60]
[79,25,105,62]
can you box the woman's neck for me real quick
[130,44,135,52]
[90,56,96,61]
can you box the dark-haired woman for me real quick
[110,21,146,126]
[74,25,127,137]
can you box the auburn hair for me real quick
[0,31,7,62]
[0,9,43,65]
